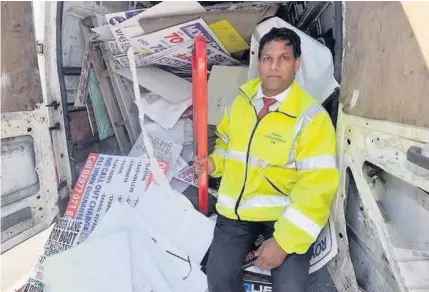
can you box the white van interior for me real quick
[2,2,428,292]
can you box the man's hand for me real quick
[194,156,215,176]
[255,238,287,271]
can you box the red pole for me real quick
[192,35,208,215]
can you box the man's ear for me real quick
[294,57,301,73]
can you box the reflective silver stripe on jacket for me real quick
[282,206,322,238]
[217,194,291,209]
[211,148,226,158]
[226,150,270,168]
[212,149,269,168]
[286,155,337,170]
[286,103,325,167]
[217,194,236,208]
[240,195,291,209]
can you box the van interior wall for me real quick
[341,2,429,128]
[59,1,341,187]
[345,169,401,292]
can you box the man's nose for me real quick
[270,58,280,71]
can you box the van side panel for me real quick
[1,2,43,112]
[341,2,429,128]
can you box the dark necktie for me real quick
[258,97,277,119]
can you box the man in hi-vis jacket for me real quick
[195,27,339,292]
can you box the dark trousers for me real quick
[206,215,311,292]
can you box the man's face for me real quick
[258,40,301,94]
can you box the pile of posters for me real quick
[24,152,215,292]
[23,153,167,291]
[107,16,240,71]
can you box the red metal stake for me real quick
[192,35,208,215]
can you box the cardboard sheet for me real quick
[43,231,133,292]
[114,66,192,103]
[208,65,249,125]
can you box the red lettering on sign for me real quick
[64,153,99,218]
[164,32,184,44]
[174,53,192,62]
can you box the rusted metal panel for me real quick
[1,2,43,112]
[341,2,429,128]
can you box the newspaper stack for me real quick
[100,5,241,75]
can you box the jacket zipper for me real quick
[234,104,259,220]
[233,89,296,219]
[234,88,296,220]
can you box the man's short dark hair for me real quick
[258,27,302,60]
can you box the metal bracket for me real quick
[36,41,44,54]
[57,180,67,191]
[46,101,61,110]
[49,122,61,131]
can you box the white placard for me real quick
[129,132,183,181]
[43,231,133,292]
[145,118,186,146]
[141,91,192,131]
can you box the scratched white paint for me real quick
[32,2,72,192]
[350,89,359,109]
[1,73,11,89]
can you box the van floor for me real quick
[309,267,337,292]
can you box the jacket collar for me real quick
[240,78,303,118]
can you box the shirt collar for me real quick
[254,85,291,104]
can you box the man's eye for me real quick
[281,55,289,60]
[263,56,271,61]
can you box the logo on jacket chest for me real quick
[264,132,287,145]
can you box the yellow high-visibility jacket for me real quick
[209,78,340,254]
